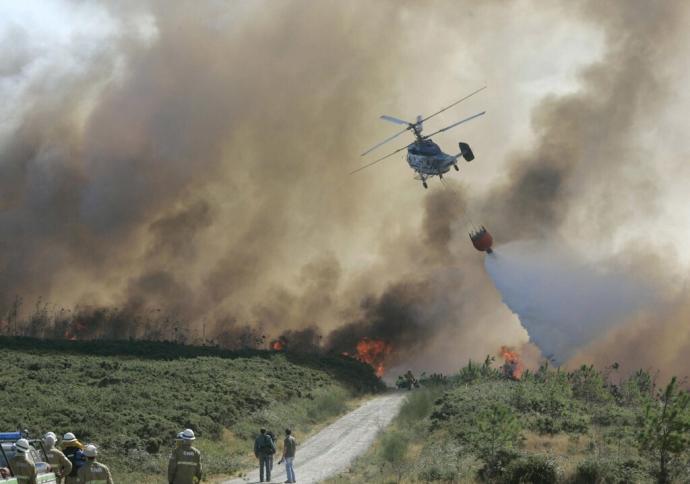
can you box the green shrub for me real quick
[398,387,442,425]
[572,457,648,484]
[569,365,610,403]
[418,465,458,482]
[306,388,348,421]
[501,454,558,484]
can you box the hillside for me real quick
[328,359,690,483]
[0,337,384,482]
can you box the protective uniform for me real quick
[76,461,114,484]
[44,435,72,484]
[9,439,37,484]
[168,429,202,484]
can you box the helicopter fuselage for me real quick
[406,139,457,177]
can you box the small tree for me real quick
[464,403,522,479]
[637,377,690,483]
[379,431,409,483]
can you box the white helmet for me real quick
[84,444,98,458]
[175,432,184,441]
[44,432,57,440]
[63,432,77,443]
[15,439,30,453]
[44,434,57,447]
[181,429,195,441]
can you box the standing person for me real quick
[61,432,86,484]
[43,432,72,483]
[8,438,37,484]
[253,428,276,483]
[77,445,113,484]
[278,429,297,484]
[266,430,277,474]
[168,429,202,484]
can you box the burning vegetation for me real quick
[270,337,286,351]
[499,345,524,380]
[350,337,392,377]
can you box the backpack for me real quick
[259,435,275,455]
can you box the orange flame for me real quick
[354,338,392,377]
[270,338,286,351]
[499,345,524,380]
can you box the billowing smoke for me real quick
[1,1,690,378]
[474,0,690,378]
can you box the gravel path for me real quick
[224,392,406,484]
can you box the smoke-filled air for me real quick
[2,0,690,379]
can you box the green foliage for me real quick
[465,403,522,464]
[568,365,611,403]
[379,431,410,484]
[0,337,382,480]
[419,372,448,387]
[621,369,655,405]
[380,431,409,466]
[456,356,501,384]
[397,386,443,426]
[637,377,690,483]
[501,454,558,484]
[572,457,648,484]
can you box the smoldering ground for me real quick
[1,1,690,377]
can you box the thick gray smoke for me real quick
[484,241,654,363]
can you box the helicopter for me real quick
[353,86,486,188]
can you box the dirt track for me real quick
[224,392,406,484]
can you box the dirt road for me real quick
[224,392,406,484]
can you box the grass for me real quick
[0,337,384,481]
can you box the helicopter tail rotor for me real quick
[458,142,475,161]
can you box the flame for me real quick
[499,345,524,380]
[270,337,286,351]
[64,321,87,341]
[354,338,392,377]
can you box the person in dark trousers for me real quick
[266,430,277,473]
[278,429,297,484]
[253,428,276,482]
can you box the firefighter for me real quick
[9,438,37,484]
[168,429,202,484]
[77,445,113,484]
[43,432,72,484]
[61,432,86,484]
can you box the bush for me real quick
[398,387,443,425]
[572,457,648,484]
[418,465,457,482]
[501,454,558,484]
[477,448,519,481]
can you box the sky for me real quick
[1,0,689,377]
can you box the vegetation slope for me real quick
[328,359,690,484]
[0,337,384,482]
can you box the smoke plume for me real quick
[1,1,690,378]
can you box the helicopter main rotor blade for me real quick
[360,126,410,156]
[351,143,411,174]
[380,115,413,126]
[419,86,486,125]
[422,111,486,139]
